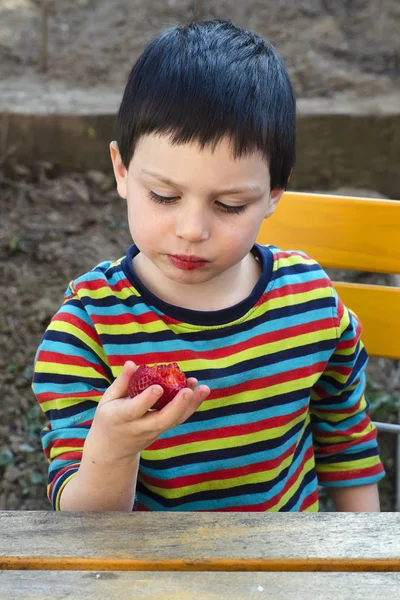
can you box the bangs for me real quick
[116,20,296,190]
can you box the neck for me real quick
[133,252,261,312]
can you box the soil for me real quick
[0,1,399,511]
[1,0,400,104]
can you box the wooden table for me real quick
[1,512,400,599]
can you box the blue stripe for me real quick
[140,426,307,480]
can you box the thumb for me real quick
[99,360,137,406]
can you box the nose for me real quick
[175,202,210,243]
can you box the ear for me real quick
[264,187,285,219]
[110,141,128,199]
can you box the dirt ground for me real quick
[1,0,400,99]
[0,1,399,511]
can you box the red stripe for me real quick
[107,319,335,367]
[149,404,308,451]
[37,350,108,378]
[136,445,315,512]
[91,311,159,326]
[299,488,319,511]
[51,439,86,450]
[36,389,102,404]
[273,250,312,262]
[51,312,100,344]
[49,462,79,501]
[335,336,359,351]
[313,413,373,440]
[266,276,331,301]
[312,397,364,417]
[208,445,315,512]
[317,462,384,483]
[315,427,377,452]
[205,362,326,401]
[75,276,130,293]
[140,440,298,490]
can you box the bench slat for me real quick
[333,282,400,359]
[1,571,399,600]
[258,192,400,274]
[1,512,399,570]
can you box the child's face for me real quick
[111,133,283,295]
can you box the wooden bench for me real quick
[1,512,400,599]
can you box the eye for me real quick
[148,191,179,204]
[216,202,247,215]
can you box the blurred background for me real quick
[0,0,399,511]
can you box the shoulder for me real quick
[64,255,128,302]
[257,244,332,283]
[256,244,339,316]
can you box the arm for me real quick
[310,291,385,511]
[33,287,209,511]
[328,483,380,512]
[59,361,208,511]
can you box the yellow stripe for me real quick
[35,361,105,381]
[77,286,134,301]
[273,253,317,269]
[49,320,106,360]
[139,452,295,499]
[50,446,84,460]
[178,329,335,372]
[303,500,319,512]
[142,411,307,461]
[316,454,381,474]
[271,456,315,511]
[54,471,78,511]
[197,372,317,412]
[41,395,102,413]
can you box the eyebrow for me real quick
[141,169,263,196]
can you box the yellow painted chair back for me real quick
[257,192,400,360]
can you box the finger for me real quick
[149,384,210,429]
[176,385,210,424]
[99,360,137,406]
[114,383,165,422]
[186,377,198,391]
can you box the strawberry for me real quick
[127,362,187,410]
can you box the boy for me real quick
[32,19,384,512]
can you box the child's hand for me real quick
[91,361,210,463]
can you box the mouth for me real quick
[167,254,209,271]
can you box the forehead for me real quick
[130,134,270,188]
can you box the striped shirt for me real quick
[32,243,385,511]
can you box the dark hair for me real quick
[116,19,296,190]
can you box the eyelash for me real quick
[148,191,247,215]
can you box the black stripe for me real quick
[137,422,312,508]
[47,401,97,422]
[97,298,337,346]
[189,388,310,422]
[184,338,335,383]
[315,447,379,465]
[140,418,308,471]
[278,467,317,511]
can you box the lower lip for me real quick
[167,255,209,270]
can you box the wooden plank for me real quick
[1,512,399,572]
[258,192,400,274]
[333,282,400,359]
[1,571,400,600]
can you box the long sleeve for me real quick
[32,282,113,509]
[310,291,385,487]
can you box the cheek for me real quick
[127,201,166,249]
